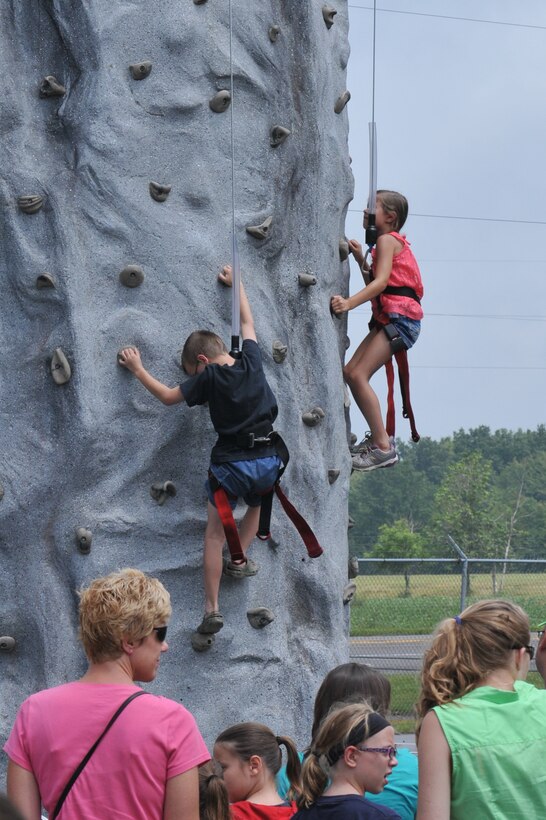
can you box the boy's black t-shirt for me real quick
[181,339,278,464]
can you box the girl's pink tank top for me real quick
[371,231,424,321]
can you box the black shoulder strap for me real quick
[51,690,148,820]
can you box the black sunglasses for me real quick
[153,626,168,643]
[512,644,534,660]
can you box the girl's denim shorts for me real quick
[388,313,421,350]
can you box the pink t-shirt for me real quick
[3,682,210,819]
[371,232,424,321]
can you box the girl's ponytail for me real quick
[276,734,302,801]
[297,752,329,810]
[199,762,231,820]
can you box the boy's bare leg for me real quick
[203,503,261,613]
[343,329,393,451]
[203,502,226,614]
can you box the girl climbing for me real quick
[293,702,400,819]
[214,722,301,819]
[331,190,423,472]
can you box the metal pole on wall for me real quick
[447,535,469,612]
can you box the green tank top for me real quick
[433,681,546,819]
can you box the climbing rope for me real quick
[228,0,242,357]
[365,0,378,252]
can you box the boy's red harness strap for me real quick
[210,480,246,563]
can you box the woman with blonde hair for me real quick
[4,568,209,819]
[293,702,400,819]
[416,599,546,819]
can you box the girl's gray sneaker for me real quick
[351,445,398,472]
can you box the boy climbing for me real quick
[331,190,423,471]
[118,266,284,644]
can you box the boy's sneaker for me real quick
[350,432,372,454]
[351,445,398,472]
[223,557,259,578]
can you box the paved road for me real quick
[349,634,432,673]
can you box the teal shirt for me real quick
[434,681,546,819]
[275,747,417,820]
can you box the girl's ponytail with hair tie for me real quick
[453,615,462,626]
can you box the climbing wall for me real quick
[0,0,353,762]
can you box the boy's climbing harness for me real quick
[208,432,323,564]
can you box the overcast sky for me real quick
[344,0,546,442]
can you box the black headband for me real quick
[325,712,390,767]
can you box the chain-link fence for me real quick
[349,555,546,721]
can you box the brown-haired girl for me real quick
[293,703,400,819]
[331,190,423,472]
[416,599,546,819]
[214,722,301,819]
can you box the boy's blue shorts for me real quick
[206,455,283,510]
[388,313,421,350]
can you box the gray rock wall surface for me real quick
[0,0,353,770]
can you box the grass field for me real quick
[350,572,546,636]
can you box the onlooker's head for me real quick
[78,567,171,663]
[298,702,396,809]
[181,330,227,373]
[312,663,391,739]
[417,599,531,720]
[0,793,25,820]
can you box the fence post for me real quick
[447,535,469,612]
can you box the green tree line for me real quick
[349,425,546,560]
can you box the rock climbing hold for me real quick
[302,407,325,427]
[209,90,231,113]
[348,515,355,530]
[150,481,177,506]
[339,239,349,261]
[39,75,66,98]
[298,273,317,287]
[268,25,280,42]
[149,181,171,202]
[194,0,208,4]
[0,484,4,501]
[270,125,291,147]
[246,216,272,241]
[350,432,358,447]
[191,631,215,652]
[76,527,92,554]
[50,348,71,385]
[334,90,351,114]
[348,556,359,579]
[18,195,43,214]
[36,273,55,289]
[322,5,337,28]
[344,336,351,352]
[119,265,145,288]
[247,607,275,629]
[129,61,152,80]
[272,341,288,364]
[343,581,357,605]
[328,469,340,484]
[0,636,15,652]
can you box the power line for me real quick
[347,5,546,32]
[410,365,546,371]
[346,208,546,226]
[350,310,546,322]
